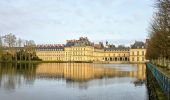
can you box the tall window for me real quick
[142,51,144,56]
[132,51,134,55]
[137,57,139,61]
[132,57,134,61]
[142,57,144,61]
[137,51,139,56]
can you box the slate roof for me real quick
[36,44,65,50]
[104,47,130,51]
[65,37,93,47]
[36,46,64,50]
[131,41,145,49]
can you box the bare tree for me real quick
[146,0,170,66]
[16,38,23,47]
[24,40,36,61]
[0,36,3,61]
[147,0,170,66]
[0,34,38,62]
[0,36,2,46]
[3,33,16,47]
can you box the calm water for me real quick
[0,63,148,100]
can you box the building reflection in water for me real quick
[36,63,146,81]
[0,63,146,90]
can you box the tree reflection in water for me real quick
[0,63,37,91]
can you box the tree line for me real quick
[146,0,170,63]
[0,33,41,62]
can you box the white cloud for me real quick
[0,0,154,45]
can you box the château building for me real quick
[130,41,146,63]
[36,37,147,63]
[36,44,65,61]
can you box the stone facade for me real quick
[129,49,146,63]
[35,37,147,63]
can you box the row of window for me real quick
[37,49,63,51]
[106,54,129,57]
[37,53,63,55]
[69,48,93,51]
[41,57,63,60]
[131,51,145,56]
[105,50,129,52]
[38,55,63,56]
[66,57,90,61]
[40,57,145,62]
[104,57,129,61]
[132,57,145,61]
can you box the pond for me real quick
[0,63,148,100]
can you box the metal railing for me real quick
[146,63,170,99]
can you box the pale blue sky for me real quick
[0,0,154,45]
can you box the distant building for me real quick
[64,37,95,62]
[104,47,130,63]
[130,41,146,63]
[35,37,147,63]
[36,44,65,61]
